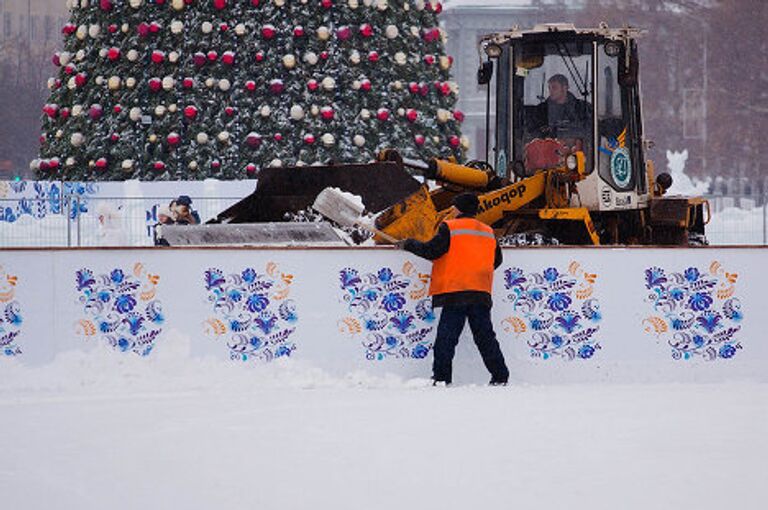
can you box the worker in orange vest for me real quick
[397,193,509,386]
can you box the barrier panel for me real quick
[0,247,765,384]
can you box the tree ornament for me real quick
[385,25,398,39]
[121,160,134,171]
[219,79,231,91]
[368,51,379,62]
[273,133,283,141]
[95,158,108,170]
[211,160,221,169]
[424,54,435,65]
[196,132,209,144]
[255,51,265,62]
[113,105,122,113]
[376,0,387,9]
[129,107,142,121]
[303,133,315,144]
[62,24,76,36]
[149,134,158,143]
[88,24,100,39]
[213,0,227,10]
[376,108,390,121]
[307,79,318,91]
[320,106,334,120]
[121,23,129,33]
[321,77,335,90]
[168,104,178,113]
[183,77,195,89]
[225,106,235,117]
[360,108,371,120]
[349,51,361,65]
[246,163,257,175]
[268,159,283,167]
[129,0,142,7]
[108,24,118,33]
[360,79,371,91]
[290,105,305,120]
[245,80,256,91]
[167,132,181,146]
[406,108,418,122]
[352,80,361,90]
[336,26,351,40]
[235,24,246,36]
[126,49,139,62]
[436,109,450,123]
[274,0,285,6]
[439,55,452,70]
[220,23,229,32]
[202,22,213,34]
[153,161,166,171]
[188,161,198,170]
[360,23,373,37]
[207,50,218,62]
[245,132,262,148]
[66,157,76,167]
[414,0,424,10]
[95,76,105,86]
[137,22,150,36]
[320,51,329,60]
[303,52,318,65]
[320,0,332,8]
[262,24,276,39]
[75,73,87,87]
[151,50,165,64]
[155,105,167,116]
[414,134,425,145]
[89,104,103,120]
[317,26,330,40]
[432,136,440,144]
[71,104,83,117]
[169,52,179,63]
[148,78,162,92]
[270,79,284,94]
[293,26,305,37]
[60,107,70,119]
[448,135,460,148]
[184,105,198,119]
[348,0,358,7]
[193,52,206,66]
[321,133,335,146]
[75,25,86,40]
[282,54,296,69]
[218,131,231,143]
[205,78,215,88]
[172,0,184,10]
[353,134,365,147]
[107,47,120,61]
[260,105,271,117]
[394,52,407,65]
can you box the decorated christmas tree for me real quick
[35,0,466,181]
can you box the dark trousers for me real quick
[433,303,509,384]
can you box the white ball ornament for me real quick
[218,79,231,91]
[171,21,184,34]
[121,160,134,171]
[168,104,178,113]
[88,24,100,38]
[393,80,403,90]
[353,135,365,147]
[310,104,320,116]
[108,76,121,90]
[303,52,318,65]
[125,77,136,88]
[352,80,361,90]
[363,0,373,6]
[437,109,451,123]
[377,0,388,10]
[127,49,138,62]
[129,0,142,8]
[394,52,407,65]
[66,157,76,167]
[172,0,184,10]
[75,49,85,61]
[55,129,63,139]
[59,52,71,65]
[274,0,285,6]
[260,105,271,117]
[121,23,129,33]
[80,0,87,7]
[349,51,361,65]
[268,159,283,168]
[397,107,405,116]
[321,133,335,147]
[70,132,85,147]
[154,105,166,116]
[449,81,459,94]
[47,78,56,89]
[196,132,209,144]
[162,76,175,90]
[202,22,213,34]
[433,136,440,144]
[415,0,425,10]
[129,107,142,121]
[461,136,471,150]
[360,108,371,120]
[290,105,305,120]
[95,76,104,86]
[169,51,179,63]
[317,26,330,41]
[348,0,358,8]
[385,25,398,39]
[67,77,76,90]
[439,56,452,70]
[189,161,198,170]
[218,131,230,143]
[71,104,83,116]
[322,77,336,90]
[76,25,87,40]
[235,24,246,36]
[99,48,108,58]
[205,78,215,88]
[282,54,296,69]
[410,26,420,37]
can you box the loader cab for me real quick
[482,25,649,211]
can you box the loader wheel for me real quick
[687,232,709,246]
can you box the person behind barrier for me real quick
[172,195,201,225]
[396,193,509,386]
[153,204,175,246]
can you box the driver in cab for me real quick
[530,74,591,138]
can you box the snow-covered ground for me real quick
[1,341,765,510]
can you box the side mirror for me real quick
[477,61,493,85]
[618,42,639,87]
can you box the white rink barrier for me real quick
[0,247,765,384]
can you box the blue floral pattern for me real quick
[337,261,435,360]
[204,262,298,362]
[643,261,743,360]
[501,261,602,360]
[0,181,97,223]
[0,266,22,356]
[75,263,163,356]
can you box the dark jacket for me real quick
[532,92,592,136]
[402,215,503,308]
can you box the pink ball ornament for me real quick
[274,133,283,142]
[108,24,118,34]
[406,109,418,123]
[269,79,284,94]
[453,110,465,122]
[113,105,122,113]
[153,161,166,171]
[39,134,46,145]
[408,82,419,94]
[293,26,305,37]
[193,52,206,67]
[95,158,108,170]
[167,133,181,146]
[213,0,226,10]
[225,106,235,116]
[251,0,259,5]
[110,133,120,142]
[414,134,425,146]
[336,26,351,40]
[419,83,429,96]
[43,104,58,118]
[184,105,198,119]
[448,135,460,148]
[107,47,120,61]
[54,78,62,89]
[207,51,218,62]
[99,0,112,11]
[360,24,373,38]
[320,51,329,60]
[255,51,265,62]
[376,108,390,121]
[424,54,435,65]
[220,23,229,32]
[156,0,165,4]
[320,107,334,120]
[148,78,162,92]
[183,77,195,88]
[39,160,50,171]
[246,133,262,148]
[246,163,257,175]
[52,53,61,66]
[74,73,87,87]
[261,25,276,39]
[440,82,451,96]
[89,104,103,120]
[368,51,379,63]
[307,79,318,91]
[64,64,76,75]
[222,51,235,65]
[60,107,70,119]
[245,80,256,91]
[137,23,150,37]
[48,158,60,170]
[360,79,371,91]
[151,50,165,64]
[321,0,332,8]
[434,2,443,13]
[303,134,315,145]
[211,160,221,169]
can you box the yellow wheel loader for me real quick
[198,24,708,247]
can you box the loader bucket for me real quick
[210,161,422,223]
[374,185,442,243]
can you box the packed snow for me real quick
[0,331,765,510]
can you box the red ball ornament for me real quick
[207,51,218,62]
[184,105,198,119]
[246,163,257,175]
[95,158,108,170]
[151,50,165,63]
[360,79,371,91]
[52,53,61,66]
[368,51,379,63]
[39,160,50,171]
[246,133,262,148]
[89,104,103,120]
[183,77,195,88]
[220,23,229,32]
[261,25,276,39]
[360,23,373,37]
[245,80,256,91]
[320,51,329,60]
[108,24,118,33]
[153,161,166,171]
[307,79,318,91]
[156,0,165,4]
[251,0,259,5]
[211,160,221,169]
[448,135,460,148]
[414,134,425,146]
[406,109,418,123]
[167,133,181,146]
[274,133,283,142]
[62,23,76,35]
[184,0,193,4]
[453,110,465,122]
[225,106,235,116]
[255,51,265,62]
[269,79,284,94]
[419,83,429,96]
[149,22,161,33]
[321,0,332,8]
[440,82,451,96]
[193,52,206,66]
[148,78,162,92]
[113,105,122,114]
[222,51,235,65]
[60,107,70,119]
[137,23,150,37]
[43,104,58,118]
[99,0,112,11]
[303,134,315,145]
[213,0,226,9]
[107,47,120,61]
[64,64,76,75]
[293,26,305,37]
[408,82,419,94]
[336,26,351,40]
[49,158,60,170]
[39,134,46,145]
[54,79,62,89]
[424,54,435,65]
[74,73,87,87]
[434,2,443,13]
[376,108,390,121]
[320,107,334,120]
[110,133,120,142]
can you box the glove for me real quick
[393,240,408,250]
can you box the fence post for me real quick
[76,197,82,247]
[66,194,72,247]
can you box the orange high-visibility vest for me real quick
[429,218,497,296]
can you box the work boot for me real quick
[489,379,508,386]
[432,379,451,387]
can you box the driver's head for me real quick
[548,74,569,104]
